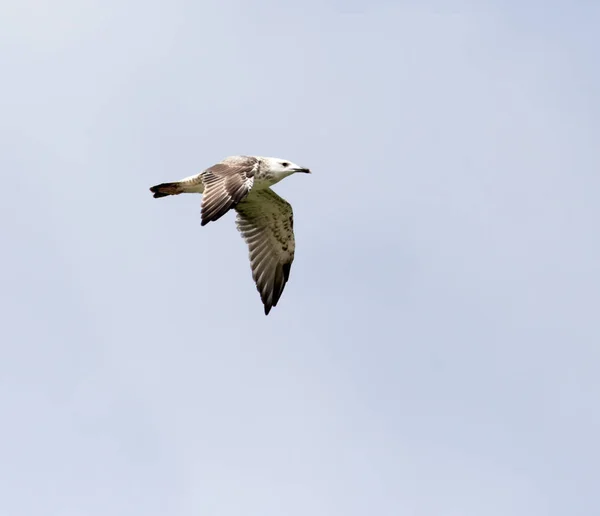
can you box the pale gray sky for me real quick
[2,1,599,515]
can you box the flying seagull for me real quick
[149,155,311,315]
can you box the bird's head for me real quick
[261,157,311,177]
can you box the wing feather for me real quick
[200,156,259,226]
[235,188,295,315]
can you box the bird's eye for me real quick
[282,162,289,168]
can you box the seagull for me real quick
[149,155,311,315]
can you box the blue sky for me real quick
[2,1,599,515]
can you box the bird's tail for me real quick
[149,182,184,198]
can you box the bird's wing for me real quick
[235,188,295,315]
[200,157,259,226]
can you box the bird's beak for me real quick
[294,167,311,174]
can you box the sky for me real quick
[1,0,599,515]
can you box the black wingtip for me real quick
[282,262,291,282]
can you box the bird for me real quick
[149,155,311,315]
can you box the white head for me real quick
[260,156,311,177]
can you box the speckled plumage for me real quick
[149,155,310,315]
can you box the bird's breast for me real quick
[253,172,279,189]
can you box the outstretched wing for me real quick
[235,188,295,315]
[200,156,259,226]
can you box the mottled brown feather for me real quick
[235,189,295,315]
[200,157,259,226]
